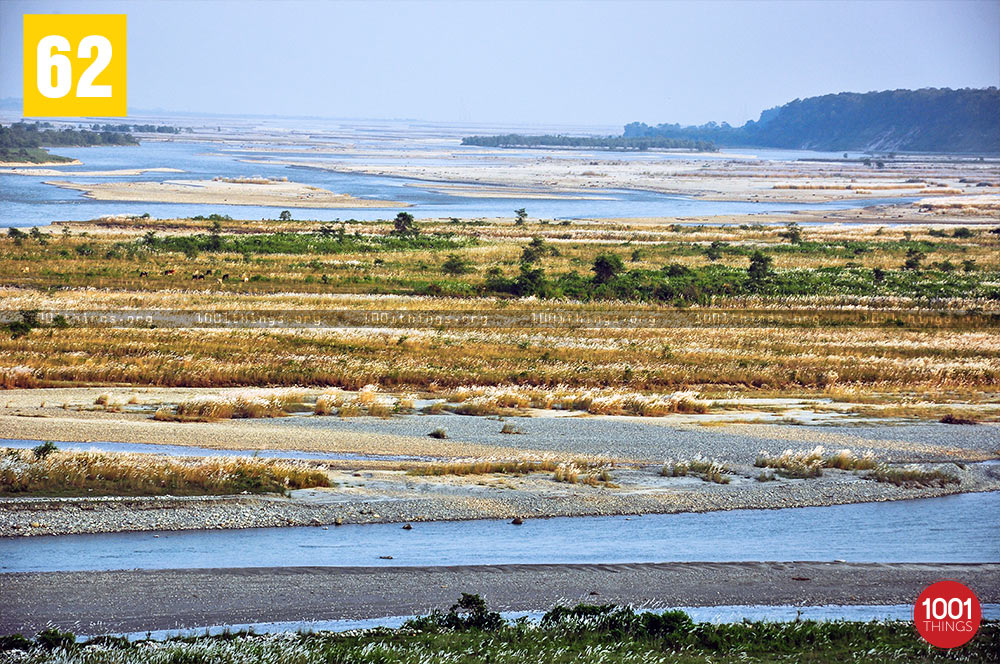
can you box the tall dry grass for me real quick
[445,385,711,417]
[754,446,879,478]
[0,447,330,496]
[164,388,306,419]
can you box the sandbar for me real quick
[44,178,406,208]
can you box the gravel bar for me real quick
[2,562,997,635]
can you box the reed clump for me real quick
[0,365,37,389]
[866,465,959,488]
[754,446,879,478]
[444,385,710,417]
[663,456,730,484]
[313,386,396,418]
[170,388,306,420]
[0,446,330,496]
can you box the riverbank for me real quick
[2,562,997,635]
[240,152,999,203]
[2,386,999,536]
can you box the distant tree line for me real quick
[624,87,1000,153]
[89,123,182,134]
[461,134,716,152]
[0,122,139,149]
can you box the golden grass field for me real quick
[1,209,998,417]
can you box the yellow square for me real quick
[23,14,127,117]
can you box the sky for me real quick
[1,0,998,128]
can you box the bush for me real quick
[36,628,75,650]
[592,253,624,284]
[441,253,473,275]
[404,593,503,632]
[0,634,33,651]
[32,441,58,459]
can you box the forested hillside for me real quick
[624,88,999,153]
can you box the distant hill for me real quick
[624,88,1000,153]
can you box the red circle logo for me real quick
[913,581,982,648]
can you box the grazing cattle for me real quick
[192,273,205,280]
[221,274,229,281]
[163,269,175,275]
[139,271,148,278]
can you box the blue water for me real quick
[2,492,996,572]
[0,141,913,226]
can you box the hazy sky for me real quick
[2,0,998,128]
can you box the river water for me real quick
[0,141,913,227]
[2,491,996,572]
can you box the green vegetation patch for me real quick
[2,598,996,663]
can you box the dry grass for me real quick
[0,366,37,389]
[313,387,396,418]
[408,459,560,477]
[755,446,879,478]
[663,456,731,484]
[445,385,711,417]
[866,465,959,488]
[0,446,330,496]
[167,388,305,419]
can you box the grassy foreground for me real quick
[1,598,996,663]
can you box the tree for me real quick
[207,220,223,251]
[514,208,528,225]
[279,210,292,221]
[516,263,547,297]
[441,254,473,275]
[904,248,924,270]
[392,212,418,237]
[7,227,26,246]
[705,240,724,261]
[592,253,624,284]
[779,222,803,244]
[521,237,548,264]
[747,251,772,282]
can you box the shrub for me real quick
[592,253,624,284]
[940,413,978,425]
[428,427,448,439]
[404,593,503,632]
[0,634,33,651]
[36,628,75,650]
[32,441,58,459]
[441,253,473,275]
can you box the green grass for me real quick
[2,600,996,663]
[0,147,73,163]
[140,230,473,257]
